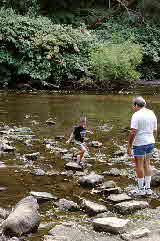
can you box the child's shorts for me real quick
[133,144,154,157]
[74,141,87,152]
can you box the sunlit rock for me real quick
[79,172,104,187]
[92,217,129,234]
[107,193,132,203]
[81,199,107,216]
[121,227,151,240]
[115,200,149,214]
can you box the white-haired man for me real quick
[127,96,157,195]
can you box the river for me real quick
[0,89,160,240]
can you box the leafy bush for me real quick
[89,39,142,89]
[0,8,95,87]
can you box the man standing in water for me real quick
[127,96,157,195]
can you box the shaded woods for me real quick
[0,0,160,90]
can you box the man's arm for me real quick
[127,128,137,156]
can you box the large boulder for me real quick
[2,196,40,237]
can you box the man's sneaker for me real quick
[129,188,146,196]
[145,188,153,195]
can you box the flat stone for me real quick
[81,199,107,215]
[115,200,149,214]
[56,199,79,211]
[92,217,129,234]
[30,191,58,202]
[25,152,40,160]
[121,227,151,240]
[107,193,132,203]
[79,172,104,187]
[103,187,122,195]
[65,162,83,171]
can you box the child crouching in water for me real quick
[66,116,91,165]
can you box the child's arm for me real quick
[66,131,74,144]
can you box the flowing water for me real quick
[0,89,160,239]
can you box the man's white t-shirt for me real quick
[131,107,157,146]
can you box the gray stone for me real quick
[92,217,129,234]
[81,199,107,216]
[65,162,83,171]
[103,187,122,195]
[55,199,79,211]
[89,141,102,148]
[30,191,58,202]
[107,193,132,203]
[115,200,149,214]
[79,172,104,187]
[151,169,160,187]
[121,227,151,240]
[31,168,46,176]
[25,152,40,160]
[2,196,40,236]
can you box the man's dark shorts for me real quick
[133,144,155,157]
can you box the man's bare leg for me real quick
[134,156,145,189]
[144,155,152,190]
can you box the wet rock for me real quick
[46,118,56,126]
[0,143,15,152]
[65,162,83,171]
[103,187,122,195]
[88,141,102,148]
[30,192,58,203]
[62,153,73,161]
[61,170,74,176]
[98,124,113,132]
[8,127,33,135]
[31,168,46,176]
[55,136,65,141]
[0,207,10,219]
[100,180,117,189]
[121,227,151,240]
[81,199,107,216]
[75,171,88,176]
[55,199,79,211]
[43,139,57,146]
[107,193,132,203]
[25,152,40,161]
[92,217,129,234]
[103,168,128,177]
[79,172,104,187]
[45,171,60,176]
[151,169,160,187]
[115,200,149,214]
[2,196,40,237]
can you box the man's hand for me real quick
[127,147,132,157]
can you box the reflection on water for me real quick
[0,90,160,237]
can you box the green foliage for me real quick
[89,39,142,88]
[0,8,94,86]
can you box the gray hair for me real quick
[133,96,146,107]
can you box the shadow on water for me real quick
[0,88,160,239]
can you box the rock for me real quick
[31,168,46,176]
[113,150,126,157]
[107,193,132,203]
[65,162,83,171]
[55,136,65,141]
[25,152,40,161]
[151,169,160,187]
[55,199,79,211]
[2,196,40,237]
[89,141,102,148]
[92,217,129,234]
[103,168,128,177]
[103,187,122,195]
[0,144,15,152]
[46,118,56,126]
[81,199,107,216]
[79,172,104,187]
[62,153,73,161]
[0,207,10,219]
[121,227,151,240]
[115,200,149,214]
[45,171,60,176]
[100,180,117,189]
[30,192,58,203]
